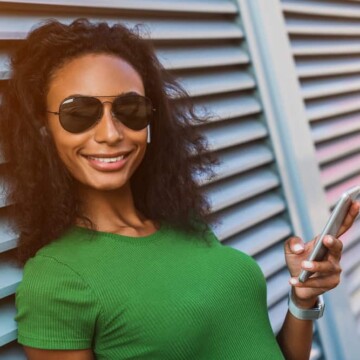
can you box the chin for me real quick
[90,182,128,191]
[74,169,134,192]
[77,176,129,192]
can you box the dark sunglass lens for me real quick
[59,97,101,133]
[112,95,152,131]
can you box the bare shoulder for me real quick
[23,346,94,360]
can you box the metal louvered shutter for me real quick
[238,0,360,359]
[0,0,314,358]
[282,0,360,337]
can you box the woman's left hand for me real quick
[284,201,360,308]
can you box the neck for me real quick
[76,182,153,235]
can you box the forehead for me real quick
[46,53,144,103]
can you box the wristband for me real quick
[288,291,325,320]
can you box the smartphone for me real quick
[298,185,360,283]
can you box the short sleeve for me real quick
[15,255,101,350]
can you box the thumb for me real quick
[284,236,305,255]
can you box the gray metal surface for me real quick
[239,0,360,358]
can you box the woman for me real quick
[1,18,358,360]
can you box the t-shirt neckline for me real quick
[71,223,166,244]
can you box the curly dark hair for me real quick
[0,18,216,266]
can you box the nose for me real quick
[93,101,123,144]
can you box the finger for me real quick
[323,235,343,260]
[349,201,360,217]
[290,273,340,289]
[301,259,341,275]
[284,236,305,254]
[338,201,360,236]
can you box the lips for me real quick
[83,151,131,158]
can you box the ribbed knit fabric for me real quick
[15,224,284,359]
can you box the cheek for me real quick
[125,126,147,149]
[54,142,79,172]
[49,131,84,168]
[127,129,148,164]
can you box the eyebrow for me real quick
[66,91,139,98]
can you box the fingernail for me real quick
[326,236,333,245]
[303,261,313,269]
[290,278,298,285]
[293,244,304,252]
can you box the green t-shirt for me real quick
[15,224,284,359]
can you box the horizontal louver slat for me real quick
[0,14,244,41]
[296,57,360,78]
[195,95,262,123]
[302,74,360,100]
[157,46,250,71]
[197,144,274,186]
[0,302,17,347]
[225,217,291,256]
[268,297,288,334]
[0,261,22,299]
[180,70,255,98]
[0,0,238,14]
[266,269,290,307]
[325,176,360,207]
[286,19,360,36]
[306,93,360,122]
[312,112,360,143]
[316,132,360,165]
[255,242,286,279]
[201,119,267,152]
[213,194,286,241]
[0,218,17,254]
[292,39,360,56]
[205,168,278,212]
[283,0,360,19]
[320,153,360,187]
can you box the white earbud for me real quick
[39,126,48,137]
[147,124,151,144]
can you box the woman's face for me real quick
[46,53,148,191]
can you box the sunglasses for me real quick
[47,93,155,134]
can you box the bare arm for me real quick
[276,307,314,360]
[23,347,94,360]
[277,235,343,359]
[276,233,340,360]
[277,201,360,359]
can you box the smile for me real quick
[88,155,125,163]
[83,152,131,171]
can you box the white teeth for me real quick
[89,155,125,163]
